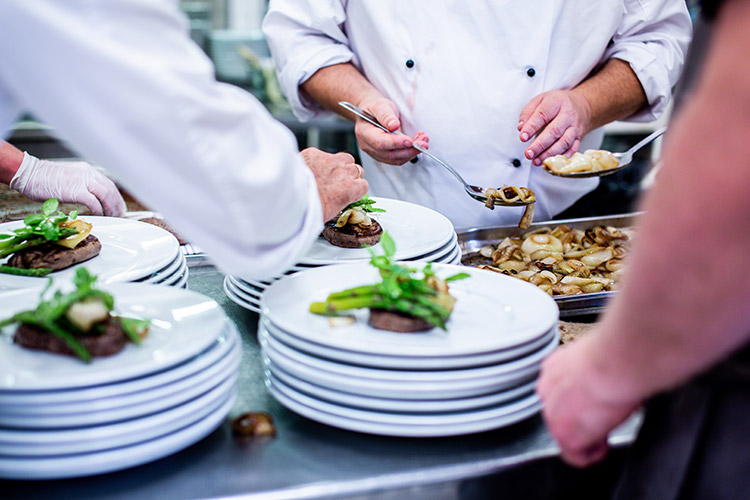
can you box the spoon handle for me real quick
[337,101,462,180]
[624,126,667,156]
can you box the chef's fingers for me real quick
[560,439,609,469]
[368,100,401,132]
[559,139,582,161]
[75,190,105,216]
[524,119,577,165]
[89,174,126,217]
[333,152,356,164]
[517,94,545,133]
[530,127,579,166]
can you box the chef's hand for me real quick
[301,148,369,222]
[536,335,641,468]
[518,90,592,166]
[354,96,429,165]
[9,153,126,216]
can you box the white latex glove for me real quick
[9,153,126,216]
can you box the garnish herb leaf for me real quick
[445,272,471,282]
[42,198,59,217]
[0,198,79,259]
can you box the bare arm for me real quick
[0,140,24,185]
[537,0,750,466]
[301,63,428,165]
[519,58,647,164]
[301,63,385,123]
[571,58,648,131]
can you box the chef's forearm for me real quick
[584,0,750,403]
[0,140,24,185]
[301,63,384,121]
[570,58,647,133]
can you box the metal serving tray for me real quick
[457,213,640,318]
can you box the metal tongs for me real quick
[338,101,533,207]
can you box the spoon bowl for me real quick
[544,126,667,178]
[338,102,533,207]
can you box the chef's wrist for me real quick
[0,142,27,185]
[567,88,595,135]
[579,328,648,409]
[8,151,39,192]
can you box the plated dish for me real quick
[0,216,179,291]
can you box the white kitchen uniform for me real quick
[264,0,691,230]
[0,0,323,280]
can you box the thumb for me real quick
[371,101,401,132]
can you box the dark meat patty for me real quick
[138,217,187,245]
[14,317,128,358]
[7,234,101,271]
[368,309,433,333]
[322,220,383,249]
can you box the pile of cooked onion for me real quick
[474,225,631,296]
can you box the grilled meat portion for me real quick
[7,234,101,270]
[368,308,433,333]
[14,317,128,358]
[322,220,383,249]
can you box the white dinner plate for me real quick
[223,277,261,314]
[142,253,184,284]
[406,233,459,263]
[0,389,237,479]
[0,371,237,455]
[0,216,180,290]
[261,263,558,357]
[135,252,181,283]
[171,269,190,289]
[436,244,461,264]
[227,276,262,302]
[156,261,188,286]
[0,283,227,391]
[266,377,540,437]
[263,317,557,370]
[262,329,555,399]
[0,346,238,429]
[268,364,537,414]
[231,276,266,295]
[300,198,455,265]
[0,334,240,419]
[260,325,556,384]
[0,324,237,406]
[268,371,540,426]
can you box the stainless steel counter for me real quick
[2,264,639,500]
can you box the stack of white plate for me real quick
[224,198,460,314]
[0,283,241,480]
[0,216,188,291]
[258,262,559,437]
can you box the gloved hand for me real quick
[9,153,126,216]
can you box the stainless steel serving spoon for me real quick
[338,101,533,207]
[544,126,667,178]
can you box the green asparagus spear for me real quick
[0,265,53,277]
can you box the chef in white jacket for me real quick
[0,0,367,280]
[263,1,692,230]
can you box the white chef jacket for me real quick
[0,0,323,280]
[263,0,691,230]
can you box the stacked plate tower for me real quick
[259,262,559,437]
[0,216,188,291]
[0,283,241,479]
[224,198,461,313]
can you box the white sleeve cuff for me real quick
[277,45,355,122]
